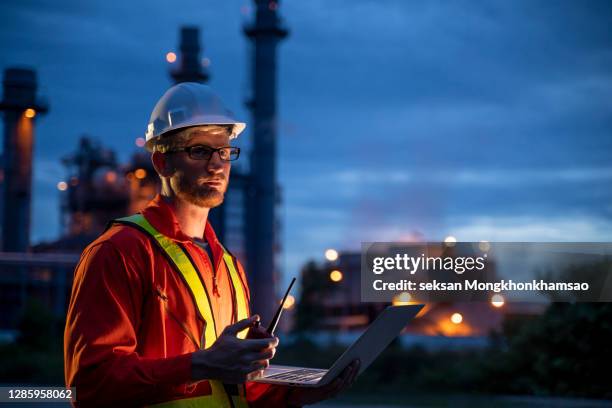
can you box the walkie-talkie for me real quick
[246,277,296,339]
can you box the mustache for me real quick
[199,176,226,183]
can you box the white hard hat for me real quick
[145,82,246,151]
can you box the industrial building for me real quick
[0,0,288,331]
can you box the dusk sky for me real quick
[2,0,612,281]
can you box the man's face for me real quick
[167,127,232,208]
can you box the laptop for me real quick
[252,304,424,387]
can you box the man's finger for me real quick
[246,367,266,381]
[247,359,269,373]
[327,377,344,398]
[328,360,359,397]
[346,360,360,385]
[336,365,353,392]
[242,348,275,363]
[240,336,279,351]
[224,315,260,335]
[341,360,359,390]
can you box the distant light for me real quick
[392,292,411,306]
[24,108,36,118]
[325,249,339,261]
[105,171,117,184]
[57,181,68,191]
[444,235,457,246]
[126,172,134,181]
[201,57,211,67]
[329,270,343,282]
[282,294,295,310]
[450,312,463,324]
[240,5,250,15]
[479,240,491,252]
[70,177,79,186]
[135,137,146,148]
[166,52,177,63]
[491,294,505,308]
[134,168,147,179]
[268,1,278,11]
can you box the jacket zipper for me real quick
[191,241,220,297]
[155,286,201,350]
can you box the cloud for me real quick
[324,166,612,187]
[447,215,612,242]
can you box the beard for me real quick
[171,171,227,208]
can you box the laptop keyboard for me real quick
[265,368,327,382]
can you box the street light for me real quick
[329,270,343,282]
[444,235,457,246]
[491,294,505,308]
[166,52,177,63]
[325,249,339,262]
[282,295,295,310]
[450,312,463,324]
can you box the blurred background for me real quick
[0,0,611,406]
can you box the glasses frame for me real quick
[167,145,241,162]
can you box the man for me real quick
[64,82,359,407]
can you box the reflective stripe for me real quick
[114,214,250,408]
[221,250,249,339]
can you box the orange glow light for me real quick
[329,270,343,282]
[135,137,146,148]
[105,171,117,183]
[134,168,147,179]
[166,52,177,63]
[282,294,295,310]
[24,108,36,118]
[392,292,412,306]
[57,181,68,191]
[450,312,463,324]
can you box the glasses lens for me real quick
[228,147,240,161]
[188,146,213,160]
[218,147,231,161]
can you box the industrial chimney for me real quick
[0,68,48,252]
[171,26,210,84]
[244,0,289,322]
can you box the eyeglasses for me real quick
[168,145,240,162]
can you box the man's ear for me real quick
[152,151,174,177]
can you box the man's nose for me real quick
[206,151,225,173]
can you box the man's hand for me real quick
[191,315,279,384]
[286,359,360,407]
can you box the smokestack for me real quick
[244,0,288,322]
[171,26,210,84]
[0,67,48,252]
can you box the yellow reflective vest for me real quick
[115,214,250,408]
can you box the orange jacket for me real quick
[64,195,289,407]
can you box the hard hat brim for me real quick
[145,117,246,151]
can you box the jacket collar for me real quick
[141,194,225,269]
